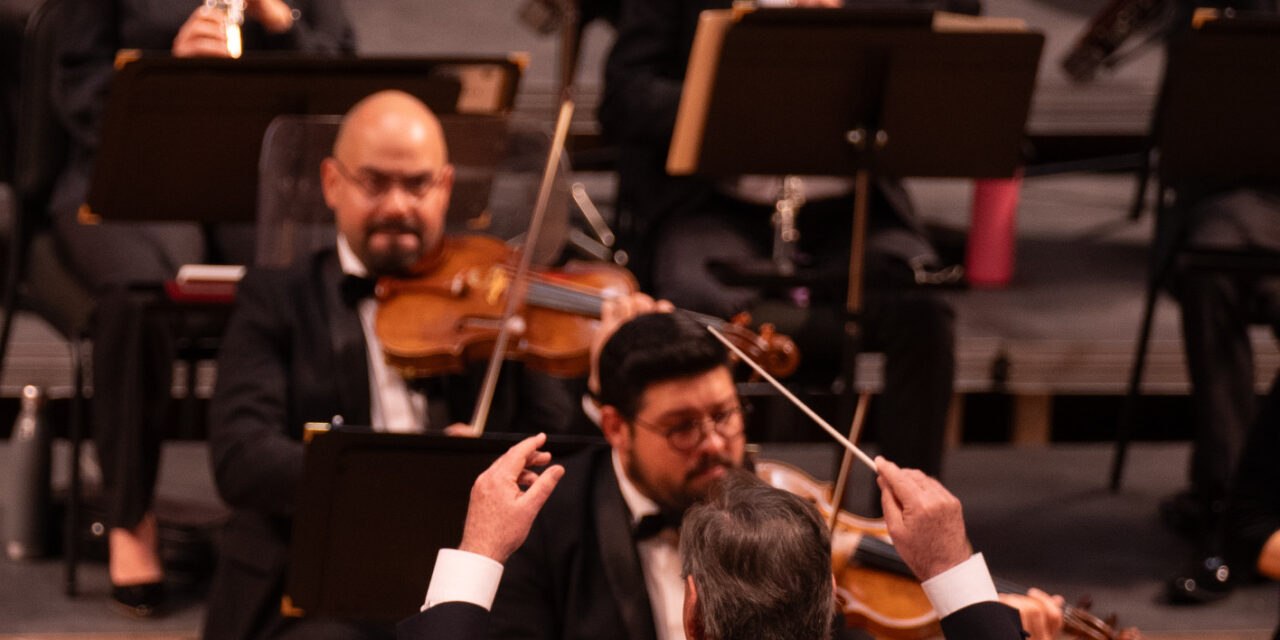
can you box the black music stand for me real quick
[1109,20,1280,491]
[284,429,598,622]
[668,7,1042,407]
[84,55,522,224]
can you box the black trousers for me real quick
[51,155,254,530]
[1171,187,1280,503]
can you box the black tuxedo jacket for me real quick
[490,445,657,640]
[396,601,1024,640]
[203,249,576,640]
[397,602,489,640]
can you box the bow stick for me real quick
[704,324,877,473]
[470,99,576,436]
[827,391,871,530]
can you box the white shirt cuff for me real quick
[920,552,1000,619]
[421,548,505,612]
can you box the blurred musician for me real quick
[49,0,354,617]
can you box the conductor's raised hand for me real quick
[457,433,564,564]
[876,456,972,581]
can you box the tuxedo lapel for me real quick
[315,251,371,424]
[592,461,658,640]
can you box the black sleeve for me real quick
[208,269,305,517]
[248,0,357,55]
[488,515,560,639]
[397,602,490,640]
[938,601,1028,640]
[598,0,693,146]
[52,0,120,151]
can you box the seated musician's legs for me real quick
[1167,187,1280,534]
[1175,269,1254,527]
[1163,187,1280,603]
[51,169,206,611]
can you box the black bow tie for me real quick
[340,274,378,307]
[634,509,683,541]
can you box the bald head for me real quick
[333,90,448,166]
[322,90,454,275]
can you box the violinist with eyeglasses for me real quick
[203,90,585,640]
[402,311,1074,640]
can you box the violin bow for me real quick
[469,99,576,436]
[704,325,877,472]
[827,391,871,531]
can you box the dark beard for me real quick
[362,217,426,276]
[626,452,737,513]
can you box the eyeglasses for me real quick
[631,404,748,452]
[329,157,447,202]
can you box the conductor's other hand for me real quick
[876,456,971,581]
[172,6,231,58]
[458,433,565,564]
[588,293,674,395]
[998,589,1065,640]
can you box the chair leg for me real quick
[1128,144,1153,221]
[64,336,85,597]
[1110,279,1161,492]
[0,235,27,386]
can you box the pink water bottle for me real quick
[965,170,1024,288]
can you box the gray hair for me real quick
[679,470,835,640]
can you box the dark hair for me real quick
[597,312,729,420]
[679,470,834,640]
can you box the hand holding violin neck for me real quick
[875,457,972,582]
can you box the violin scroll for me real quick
[716,313,800,379]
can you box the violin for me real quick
[754,459,1140,640]
[372,233,801,380]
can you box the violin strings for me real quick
[706,325,878,473]
[524,280,605,317]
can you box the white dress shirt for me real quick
[612,450,687,640]
[336,235,426,433]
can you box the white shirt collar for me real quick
[336,234,368,277]
[612,449,661,526]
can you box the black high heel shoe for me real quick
[110,581,165,618]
